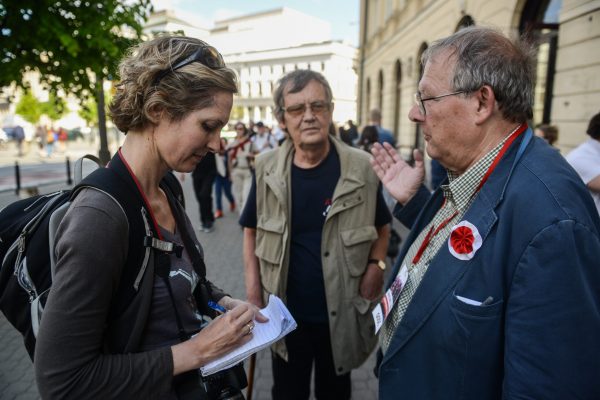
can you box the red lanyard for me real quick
[412,206,458,264]
[411,123,527,265]
[117,148,165,240]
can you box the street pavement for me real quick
[0,144,386,399]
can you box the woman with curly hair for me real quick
[35,35,266,399]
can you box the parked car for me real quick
[2,126,16,139]
[67,127,85,141]
[1,115,34,141]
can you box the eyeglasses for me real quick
[282,101,332,118]
[414,90,467,115]
[153,45,225,85]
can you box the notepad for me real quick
[200,294,297,376]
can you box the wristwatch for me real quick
[368,258,386,271]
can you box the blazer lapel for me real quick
[384,189,443,290]
[383,196,498,362]
[381,128,532,364]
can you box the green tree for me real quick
[0,0,152,162]
[78,90,111,127]
[14,90,43,124]
[78,96,98,128]
[41,92,67,121]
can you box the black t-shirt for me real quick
[239,145,392,323]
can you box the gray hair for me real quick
[422,26,535,123]
[273,69,333,123]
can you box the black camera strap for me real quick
[163,181,219,311]
[155,251,189,342]
[154,180,217,345]
[162,180,208,279]
[148,180,238,400]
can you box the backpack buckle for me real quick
[143,236,183,257]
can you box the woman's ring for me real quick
[246,322,254,335]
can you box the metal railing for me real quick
[5,157,73,196]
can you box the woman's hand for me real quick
[171,298,268,375]
[220,297,268,323]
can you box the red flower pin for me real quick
[448,221,482,260]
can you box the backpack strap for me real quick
[72,152,180,319]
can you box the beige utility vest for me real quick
[254,136,381,374]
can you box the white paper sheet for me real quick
[200,294,297,376]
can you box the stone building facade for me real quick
[146,8,358,126]
[358,0,600,156]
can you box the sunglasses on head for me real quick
[153,45,225,85]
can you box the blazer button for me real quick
[324,251,330,257]
[331,310,336,316]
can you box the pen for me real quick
[481,296,494,306]
[208,301,227,315]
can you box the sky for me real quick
[150,0,360,46]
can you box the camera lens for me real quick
[216,387,245,400]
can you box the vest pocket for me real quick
[340,226,378,277]
[256,218,285,264]
[351,296,378,356]
[256,218,285,294]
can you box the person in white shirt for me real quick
[251,121,278,154]
[566,112,600,216]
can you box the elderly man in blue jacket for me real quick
[370,26,600,400]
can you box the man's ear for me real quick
[474,85,495,124]
[278,115,288,133]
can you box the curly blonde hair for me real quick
[110,35,238,133]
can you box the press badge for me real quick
[372,264,408,333]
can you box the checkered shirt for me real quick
[380,136,510,353]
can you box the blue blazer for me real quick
[378,130,600,399]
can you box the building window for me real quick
[377,70,384,110]
[385,0,393,20]
[520,0,562,125]
[394,60,402,140]
[366,78,371,118]
[455,15,475,31]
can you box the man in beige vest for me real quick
[240,69,391,399]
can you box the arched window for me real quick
[414,43,428,153]
[455,15,475,31]
[366,78,371,120]
[520,0,562,124]
[377,70,384,110]
[393,60,402,140]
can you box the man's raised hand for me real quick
[370,143,425,205]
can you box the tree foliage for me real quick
[14,91,42,124]
[15,90,68,123]
[78,90,111,127]
[40,92,67,121]
[0,0,152,102]
[78,96,98,127]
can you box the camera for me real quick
[201,363,248,400]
